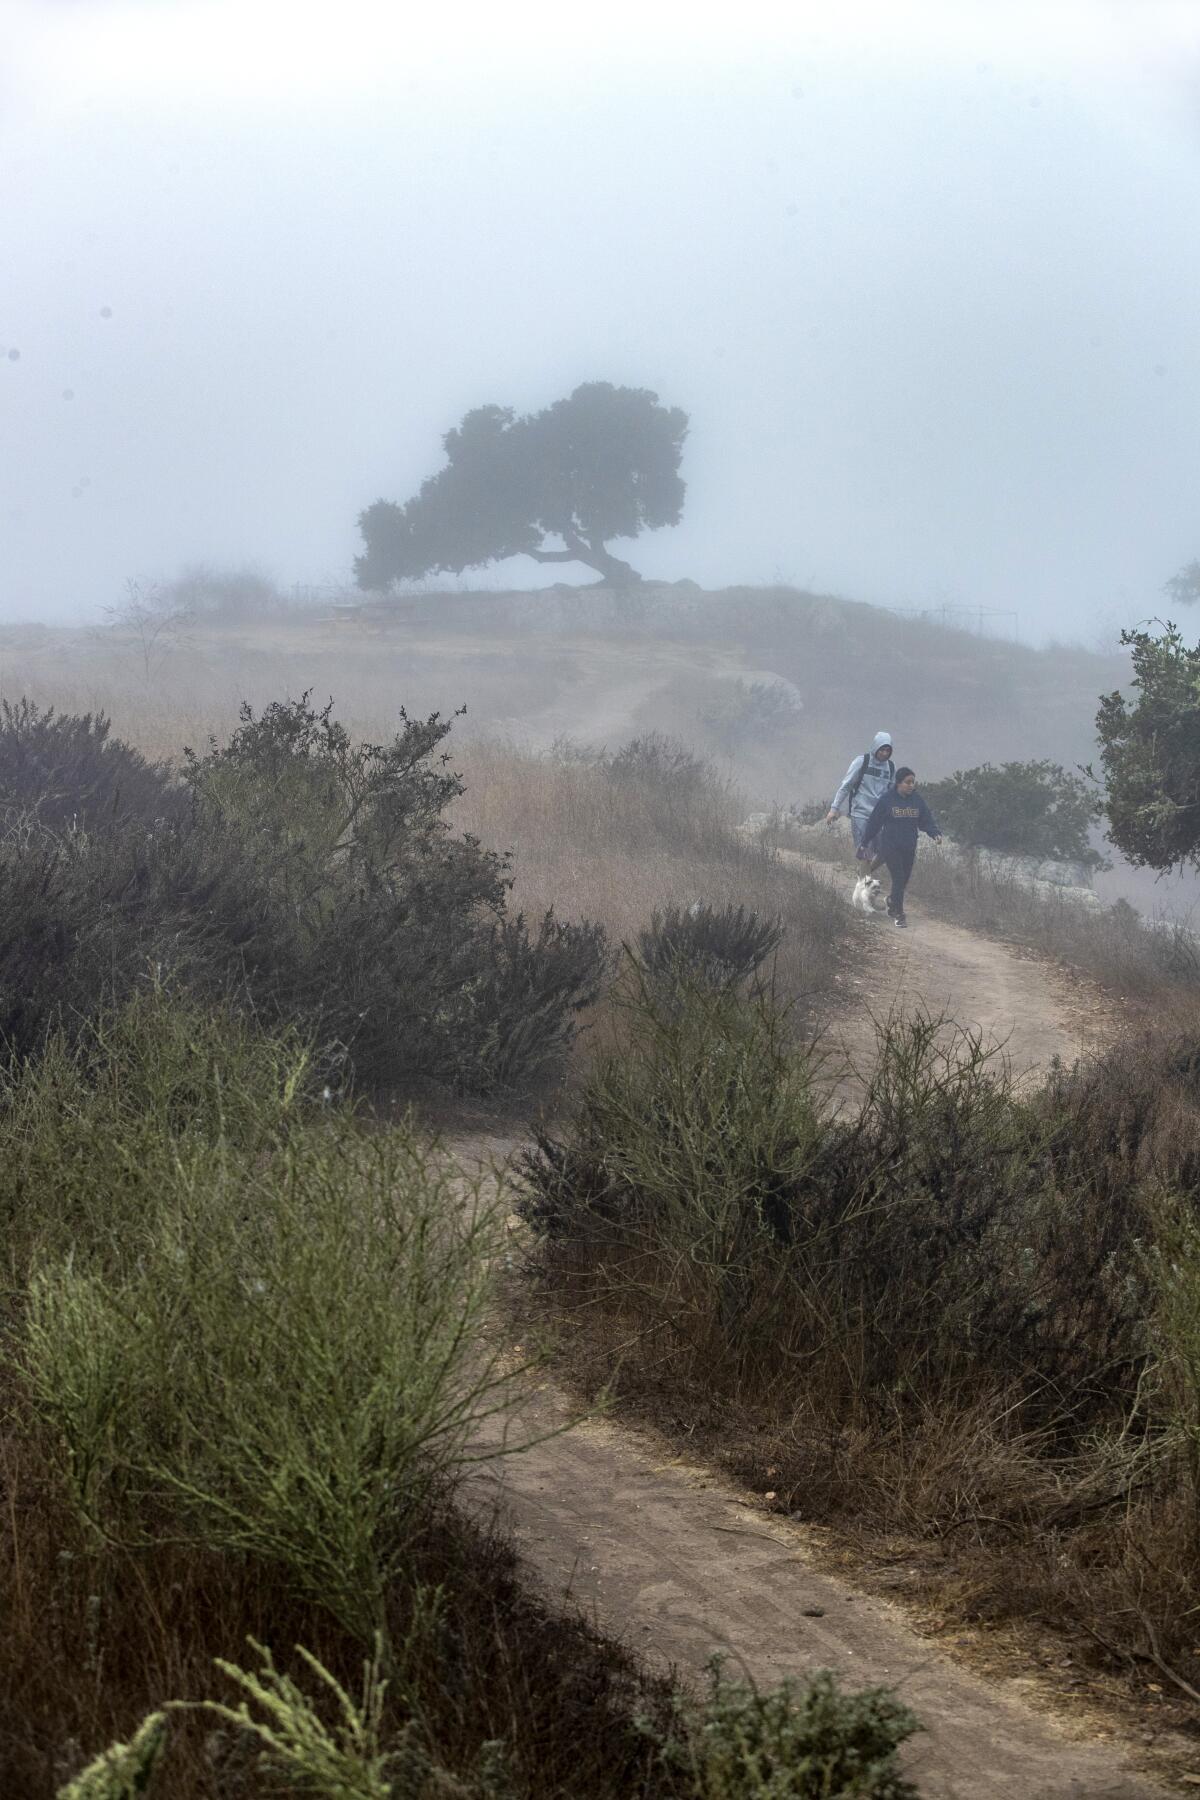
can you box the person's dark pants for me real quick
[883,845,916,918]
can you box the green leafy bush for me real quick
[639,1658,919,1800]
[68,1646,920,1800]
[190,1631,519,1798]
[920,759,1104,867]
[1095,620,1200,872]
[13,996,506,1644]
[1145,1187,1200,1463]
[179,694,602,1088]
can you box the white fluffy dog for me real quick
[852,873,884,915]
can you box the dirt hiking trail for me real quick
[467,857,1169,1798]
[780,847,1118,1099]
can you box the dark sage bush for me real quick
[0,693,606,1092]
[637,901,783,989]
[0,698,184,833]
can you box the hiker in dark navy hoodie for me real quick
[861,768,942,929]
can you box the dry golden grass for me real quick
[450,738,850,1038]
[0,615,560,765]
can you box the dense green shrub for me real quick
[920,759,1104,867]
[0,988,314,1279]
[179,696,605,1089]
[193,1638,405,1799]
[1095,620,1200,872]
[518,976,830,1376]
[0,816,286,1069]
[518,974,821,1247]
[812,1017,1143,1409]
[68,1634,921,1800]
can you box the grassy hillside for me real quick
[345,581,1128,775]
[1,581,1122,763]
[5,581,1195,914]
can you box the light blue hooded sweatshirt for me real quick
[829,731,896,829]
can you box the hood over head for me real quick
[872,731,894,755]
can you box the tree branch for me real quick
[523,530,641,586]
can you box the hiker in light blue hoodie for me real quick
[824,732,896,852]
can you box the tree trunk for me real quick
[526,530,642,587]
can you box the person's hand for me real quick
[855,845,869,862]
[824,808,839,825]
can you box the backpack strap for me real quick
[848,754,894,806]
[847,752,872,803]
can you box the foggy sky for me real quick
[3,1,1199,640]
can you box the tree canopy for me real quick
[355,381,688,590]
[1095,621,1200,872]
[920,760,1105,868]
[1164,560,1200,607]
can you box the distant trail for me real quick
[464,856,1155,1799]
[779,847,1117,1100]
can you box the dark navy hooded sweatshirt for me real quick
[863,787,941,855]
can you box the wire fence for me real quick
[877,603,1020,640]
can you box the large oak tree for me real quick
[355,382,688,590]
